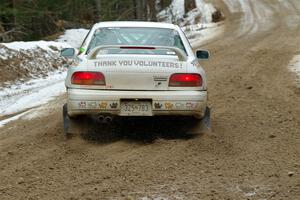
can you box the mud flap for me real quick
[63,104,89,138]
[186,107,211,135]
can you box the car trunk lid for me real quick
[87,54,187,91]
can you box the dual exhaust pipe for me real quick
[98,115,113,123]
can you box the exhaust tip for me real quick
[104,116,113,123]
[98,115,105,122]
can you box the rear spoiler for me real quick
[87,45,187,61]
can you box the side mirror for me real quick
[196,50,210,60]
[60,48,76,58]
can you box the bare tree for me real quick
[133,0,158,21]
[94,0,101,22]
[134,0,146,20]
[185,0,196,13]
[146,0,157,21]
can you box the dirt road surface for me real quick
[1,0,300,199]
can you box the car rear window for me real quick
[86,27,186,55]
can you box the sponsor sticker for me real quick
[99,102,108,109]
[110,102,118,109]
[165,102,174,109]
[88,101,97,109]
[78,101,86,109]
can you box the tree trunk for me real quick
[158,0,172,10]
[185,0,196,13]
[135,0,146,20]
[94,0,101,22]
[146,0,157,21]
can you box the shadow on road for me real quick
[80,116,203,144]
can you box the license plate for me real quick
[120,101,152,116]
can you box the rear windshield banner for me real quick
[94,60,183,68]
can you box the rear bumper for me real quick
[67,89,207,118]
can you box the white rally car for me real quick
[61,21,210,135]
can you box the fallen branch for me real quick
[0,28,26,37]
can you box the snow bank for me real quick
[0,71,66,117]
[0,70,66,127]
[194,0,216,23]
[57,28,89,48]
[2,41,70,51]
[0,44,71,86]
[157,0,185,23]
[158,0,217,25]
[0,29,86,86]
[186,23,224,47]
[157,0,223,45]
[0,28,88,127]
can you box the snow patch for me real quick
[0,106,48,128]
[289,55,300,86]
[0,46,11,59]
[157,0,223,45]
[2,41,70,51]
[184,23,224,46]
[158,0,217,25]
[0,29,89,127]
[0,71,66,117]
[194,0,216,23]
[0,44,70,88]
[157,0,185,23]
[0,110,31,128]
[223,0,299,36]
[171,0,185,20]
[57,28,89,48]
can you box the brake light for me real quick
[71,72,105,85]
[169,73,202,87]
[120,46,156,50]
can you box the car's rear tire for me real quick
[63,103,74,138]
[186,107,211,135]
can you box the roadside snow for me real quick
[171,0,185,21]
[223,0,283,36]
[0,110,31,128]
[289,55,300,86]
[184,23,224,47]
[2,29,88,54]
[0,71,66,117]
[2,41,70,51]
[0,44,70,87]
[0,46,10,59]
[158,0,217,25]
[157,0,223,45]
[0,28,86,128]
[157,0,184,23]
[57,29,89,48]
[195,0,216,23]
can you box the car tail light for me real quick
[71,72,105,85]
[120,46,156,50]
[169,73,202,87]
